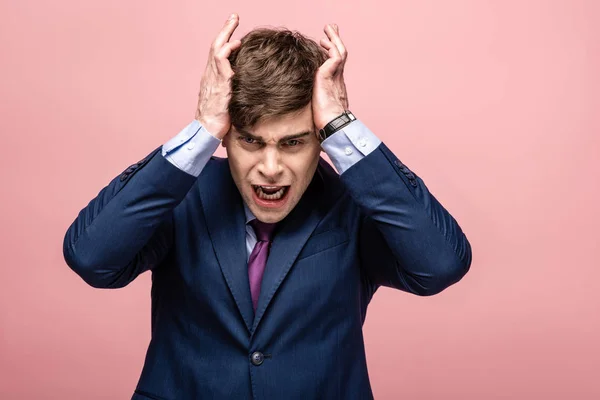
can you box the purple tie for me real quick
[248,219,277,311]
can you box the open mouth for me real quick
[251,185,290,201]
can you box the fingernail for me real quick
[229,13,236,20]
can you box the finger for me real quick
[213,13,239,51]
[215,39,242,75]
[319,37,343,77]
[320,37,342,59]
[324,24,347,61]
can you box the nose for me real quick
[257,147,283,181]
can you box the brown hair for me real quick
[228,27,327,130]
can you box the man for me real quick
[63,13,472,400]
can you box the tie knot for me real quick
[250,219,277,242]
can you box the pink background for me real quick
[1,0,599,398]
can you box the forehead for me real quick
[239,105,314,140]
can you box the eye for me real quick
[286,139,300,147]
[239,136,258,145]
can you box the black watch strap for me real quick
[318,110,356,141]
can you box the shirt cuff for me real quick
[320,119,382,174]
[161,120,221,177]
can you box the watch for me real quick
[318,110,356,141]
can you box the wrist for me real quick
[196,117,229,140]
[318,110,355,142]
[315,108,346,131]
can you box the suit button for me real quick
[251,351,264,366]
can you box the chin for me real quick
[248,203,292,224]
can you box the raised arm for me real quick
[63,14,242,288]
[314,23,471,296]
[63,147,197,288]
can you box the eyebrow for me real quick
[236,129,313,143]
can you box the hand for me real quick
[312,24,349,132]
[195,13,242,140]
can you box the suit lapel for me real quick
[251,162,329,333]
[199,159,254,333]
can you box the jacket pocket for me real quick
[297,227,349,260]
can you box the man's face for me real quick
[223,104,321,223]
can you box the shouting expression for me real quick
[223,104,321,223]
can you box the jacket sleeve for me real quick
[342,143,473,296]
[62,146,198,288]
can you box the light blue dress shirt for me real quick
[161,119,382,258]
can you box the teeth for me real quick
[254,186,287,201]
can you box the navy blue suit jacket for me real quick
[63,142,472,399]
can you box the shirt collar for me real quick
[243,201,255,225]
